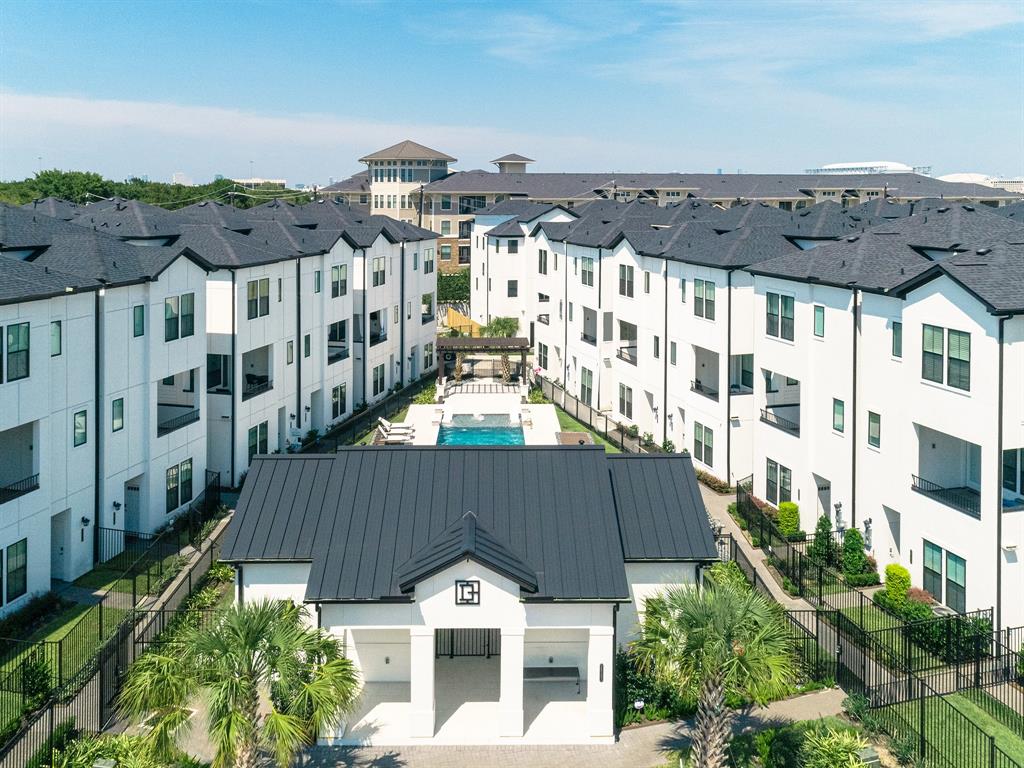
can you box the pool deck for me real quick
[403,393,561,445]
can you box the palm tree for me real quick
[118,599,360,768]
[482,316,519,383]
[633,582,795,768]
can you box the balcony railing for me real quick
[760,408,800,436]
[157,408,200,436]
[537,314,550,325]
[0,473,40,504]
[690,379,720,401]
[911,475,981,519]
[581,331,597,345]
[616,344,638,365]
[369,333,388,347]
[422,313,433,325]
[327,346,350,364]
[242,376,273,401]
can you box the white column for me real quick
[409,626,435,738]
[499,628,525,737]
[586,626,615,739]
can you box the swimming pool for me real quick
[436,413,525,445]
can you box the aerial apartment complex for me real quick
[470,194,1024,629]
[0,197,438,612]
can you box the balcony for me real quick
[617,345,638,365]
[157,408,200,436]
[581,331,597,345]
[327,345,350,364]
[242,375,273,401]
[537,314,550,326]
[0,474,40,504]
[911,475,981,519]
[691,379,719,401]
[369,331,388,347]
[761,408,800,436]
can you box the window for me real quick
[372,257,386,286]
[164,296,179,341]
[946,552,966,613]
[327,320,348,363]
[247,279,270,319]
[694,423,713,466]
[423,342,434,370]
[508,239,519,254]
[581,257,594,286]
[247,421,268,464]
[412,251,418,270]
[767,459,778,504]
[278,277,282,302]
[813,305,825,337]
[538,249,548,275]
[766,293,780,337]
[947,329,970,391]
[892,321,903,358]
[440,220,451,236]
[112,398,124,432]
[331,265,348,297]
[868,411,881,448]
[181,293,195,337]
[180,459,193,504]
[781,295,794,340]
[618,383,633,419]
[644,271,651,294]
[568,302,573,322]
[6,539,27,603]
[507,280,518,298]
[372,363,385,396]
[73,410,87,447]
[303,334,311,358]
[4,322,29,382]
[424,248,435,274]
[441,194,451,210]
[653,335,660,359]
[923,540,943,604]
[286,341,294,365]
[50,321,61,357]
[458,245,470,263]
[133,305,145,337]
[581,367,593,406]
[331,383,347,419]
[1003,449,1019,492]
[832,399,844,433]
[166,464,179,514]
[670,341,677,366]
[537,342,548,369]
[314,270,321,293]
[922,324,944,383]
[694,279,715,320]
[618,265,634,297]
[421,293,434,323]
[680,278,686,303]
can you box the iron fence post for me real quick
[990,735,996,768]
[918,679,926,760]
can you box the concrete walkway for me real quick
[297,689,846,768]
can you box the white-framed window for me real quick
[618,383,633,419]
[694,423,714,466]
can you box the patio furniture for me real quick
[524,665,580,694]
[379,417,415,433]
[377,428,413,445]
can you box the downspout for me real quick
[363,248,370,401]
[851,288,860,528]
[661,261,669,447]
[726,270,733,484]
[996,316,1007,631]
[399,240,406,386]
[93,290,102,565]
[597,246,603,412]
[230,272,237,487]
[563,246,569,386]
[295,260,302,430]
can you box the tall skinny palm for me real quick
[118,599,359,768]
[633,582,795,768]
[482,316,519,382]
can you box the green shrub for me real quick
[527,387,548,404]
[413,387,436,405]
[206,561,235,585]
[808,515,837,566]
[706,561,750,592]
[842,528,868,578]
[777,501,800,537]
[26,718,75,768]
[695,469,732,493]
[21,653,54,710]
[726,502,738,517]
[889,729,918,766]
[1016,644,1024,682]
[662,439,675,453]
[842,693,870,722]
[614,649,695,726]
[0,592,69,639]
[846,572,881,588]
[800,727,868,768]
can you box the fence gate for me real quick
[98,618,135,729]
[435,629,501,658]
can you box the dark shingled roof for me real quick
[179,200,256,232]
[991,200,1024,224]
[221,446,715,603]
[0,257,101,305]
[320,171,370,194]
[487,218,526,237]
[74,199,185,239]
[476,199,569,220]
[21,197,81,221]
[359,140,455,163]
[492,154,534,163]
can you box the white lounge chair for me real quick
[377,427,413,445]
[379,417,415,433]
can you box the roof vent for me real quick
[937,206,949,213]
[963,204,975,212]
[846,236,859,242]
[976,247,991,255]
[841,260,846,267]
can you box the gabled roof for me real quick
[75,199,184,239]
[21,197,80,221]
[991,200,1024,223]
[359,140,456,163]
[0,257,101,305]
[243,199,319,227]
[487,218,526,237]
[320,171,370,193]
[395,511,539,594]
[179,200,255,232]
[492,153,534,163]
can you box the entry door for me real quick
[816,479,832,523]
[50,509,69,581]
[124,483,141,532]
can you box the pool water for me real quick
[437,413,525,445]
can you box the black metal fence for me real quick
[536,377,645,453]
[0,523,228,768]
[434,628,501,659]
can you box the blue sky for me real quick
[2,0,1022,185]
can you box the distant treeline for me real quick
[0,170,309,209]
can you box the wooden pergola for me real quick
[435,336,531,383]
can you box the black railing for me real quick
[911,475,982,519]
[369,333,387,347]
[327,346,350,364]
[690,379,719,401]
[760,408,800,436]
[581,331,597,345]
[0,473,40,504]
[616,344,637,365]
[241,379,273,401]
[157,408,200,436]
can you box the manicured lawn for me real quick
[75,547,184,596]
[836,604,944,671]
[885,691,1024,766]
[554,409,622,453]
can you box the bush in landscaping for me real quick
[26,718,76,768]
[808,515,837,566]
[777,501,800,538]
[21,653,54,711]
[0,592,69,639]
[527,387,548,404]
[877,564,912,614]
[614,648,695,726]
[845,571,882,588]
[695,469,732,493]
[889,729,918,766]
[413,387,436,405]
[706,561,749,592]
[800,727,868,768]
[206,561,235,585]
[662,439,675,453]
[842,528,868,578]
